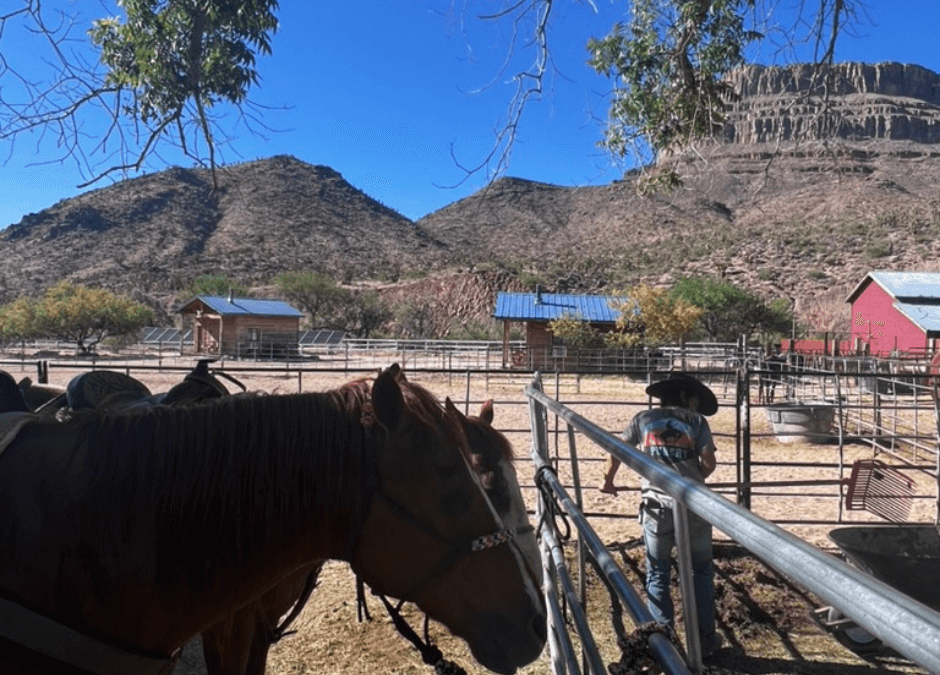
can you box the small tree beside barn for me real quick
[178,294,304,359]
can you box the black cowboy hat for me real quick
[646,373,718,416]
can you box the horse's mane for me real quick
[60,387,376,588]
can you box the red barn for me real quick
[845,271,940,357]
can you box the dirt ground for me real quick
[8,360,935,675]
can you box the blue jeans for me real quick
[641,499,718,649]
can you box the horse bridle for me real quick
[350,401,534,602]
[366,486,534,603]
[353,481,534,675]
[349,393,538,672]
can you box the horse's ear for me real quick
[387,363,405,381]
[372,367,406,430]
[479,399,494,425]
[444,397,467,424]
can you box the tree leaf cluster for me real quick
[670,276,791,342]
[1,0,279,188]
[588,0,760,164]
[0,281,152,353]
[91,0,277,119]
[548,312,603,348]
[609,284,703,346]
[273,271,391,338]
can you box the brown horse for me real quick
[0,365,546,674]
[199,392,540,675]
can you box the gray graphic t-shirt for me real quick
[623,406,715,504]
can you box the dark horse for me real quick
[0,365,546,674]
[198,394,534,675]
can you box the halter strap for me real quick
[369,488,532,603]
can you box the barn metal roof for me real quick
[493,291,629,323]
[892,302,940,334]
[846,271,940,304]
[180,296,304,318]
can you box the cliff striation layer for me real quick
[722,62,940,147]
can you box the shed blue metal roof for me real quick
[493,291,628,323]
[182,296,304,318]
[847,271,940,304]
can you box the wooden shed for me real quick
[492,288,628,368]
[178,295,304,358]
[846,271,940,357]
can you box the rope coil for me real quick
[534,464,571,541]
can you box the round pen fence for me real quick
[3,353,939,528]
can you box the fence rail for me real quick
[3,353,938,527]
[526,374,940,675]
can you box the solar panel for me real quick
[138,327,193,344]
[298,330,345,346]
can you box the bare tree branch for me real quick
[440,0,562,189]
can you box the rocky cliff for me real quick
[722,62,940,146]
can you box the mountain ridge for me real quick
[5,62,940,334]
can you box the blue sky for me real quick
[1,1,939,229]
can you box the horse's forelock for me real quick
[389,378,471,464]
[468,413,515,464]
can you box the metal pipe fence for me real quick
[3,354,938,527]
[525,374,940,675]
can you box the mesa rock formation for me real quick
[721,62,940,147]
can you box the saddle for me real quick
[0,361,241,456]
[0,371,32,414]
[64,360,238,413]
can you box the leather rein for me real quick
[354,452,534,675]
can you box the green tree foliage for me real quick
[183,273,250,299]
[273,271,349,328]
[394,299,437,340]
[5,281,153,353]
[547,313,600,348]
[0,297,39,343]
[89,0,278,187]
[585,0,854,191]
[588,0,760,178]
[1,0,279,188]
[670,276,791,342]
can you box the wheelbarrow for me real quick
[815,525,940,653]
